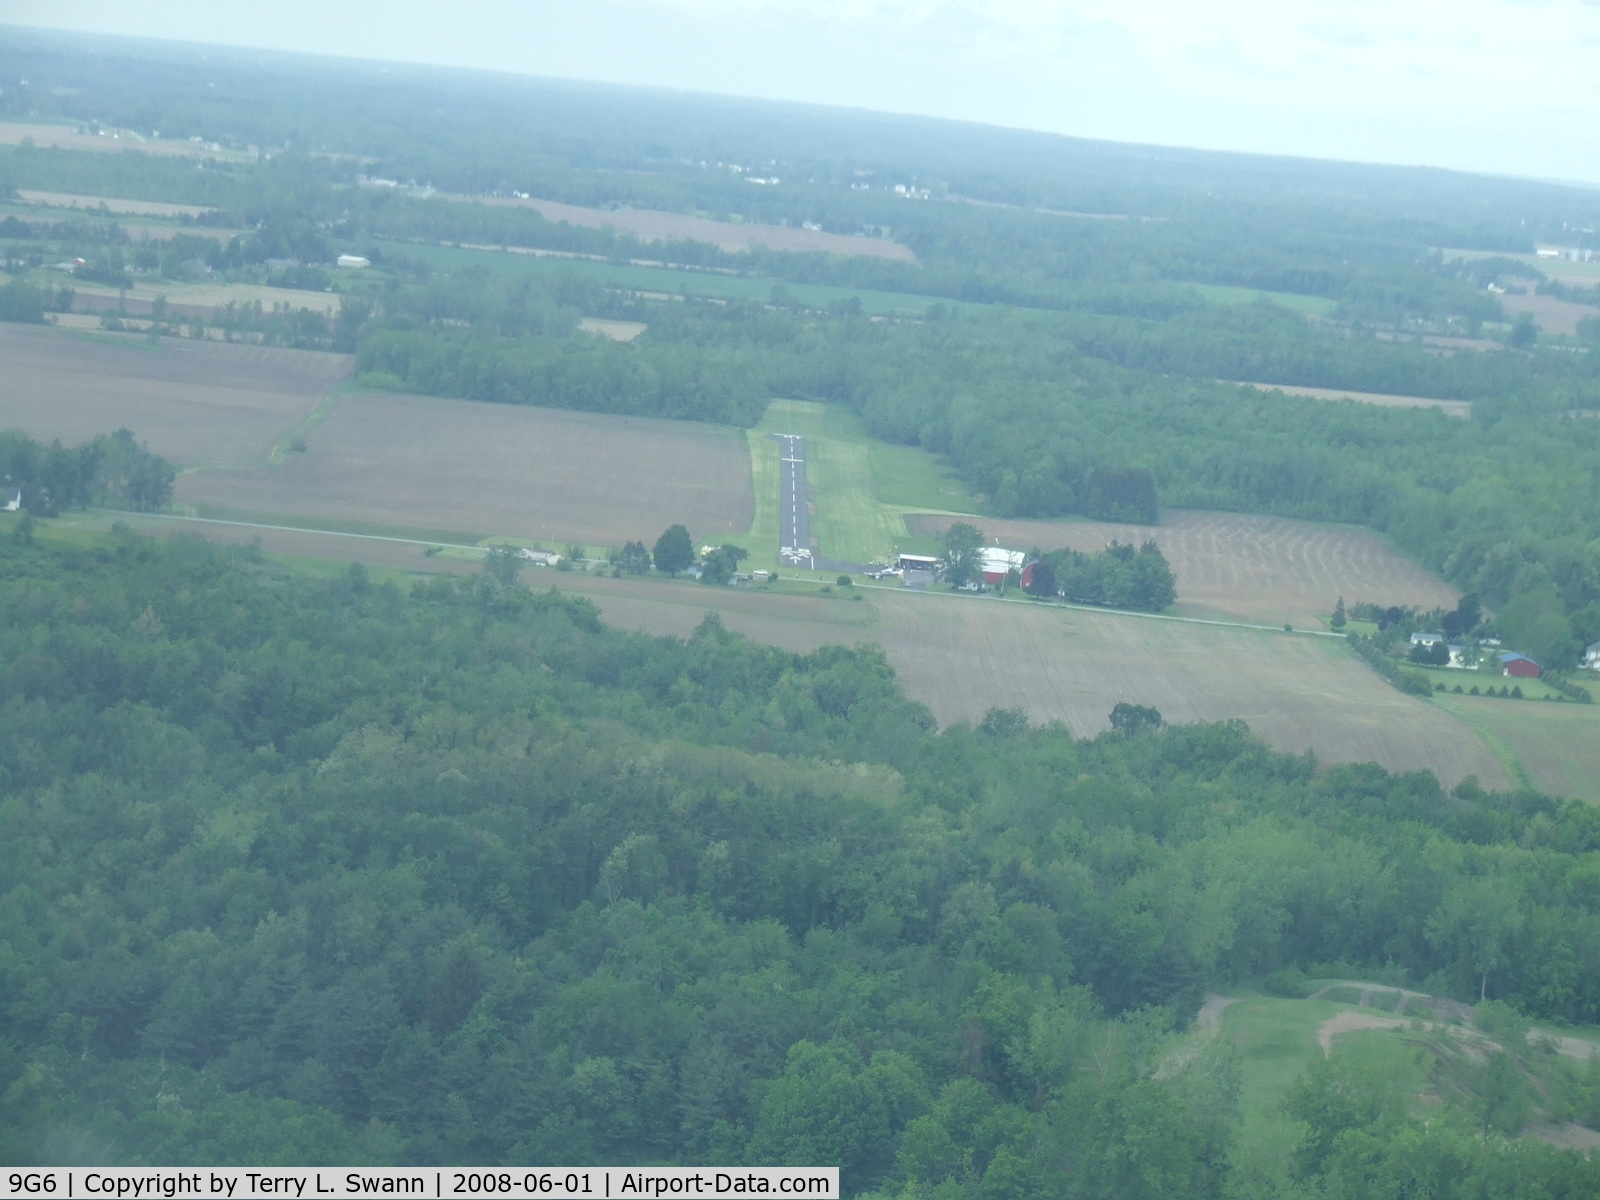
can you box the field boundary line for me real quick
[89,509,487,552]
[843,577,1346,637]
[269,380,356,464]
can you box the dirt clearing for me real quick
[0,323,350,468]
[176,391,755,549]
[908,510,1458,629]
[579,317,647,341]
[490,196,919,263]
[1240,381,1471,417]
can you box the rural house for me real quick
[1410,631,1446,647]
[1584,642,1600,670]
[1499,652,1541,678]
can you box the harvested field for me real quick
[1496,289,1600,337]
[863,589,1506,788]
[69,279,342,316]
[1240,381,1471,418]
[0,121,251,161]
[16,189,215,218]
[176,391,755,549]
[490,196,919,263]
[907,510,1458,629]
[0,323,350,467]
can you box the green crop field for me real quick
[1187,282,1340,315]
[371,238,968,315]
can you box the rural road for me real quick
[775,432,813,569]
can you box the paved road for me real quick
[775,432,814,569]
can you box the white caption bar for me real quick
[1,1171,838,1200]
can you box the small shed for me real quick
[1499,652,1541,678]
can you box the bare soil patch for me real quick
[578,317,647,341]
[177,392,755,549]
[908,510,1457,629]
[1240,381,1471,417]
[0,323,350,467]
[491,196,919,263]
[16,190,216,218]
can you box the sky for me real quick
[10,0,1600,184]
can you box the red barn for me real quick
[1499,653,1540,678]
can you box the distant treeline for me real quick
[0,429,174,514]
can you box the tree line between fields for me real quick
[4,527,1600,1193]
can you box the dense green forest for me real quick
[5,527,1600,1193]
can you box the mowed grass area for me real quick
[1430,691,1600,802]
[748,400,972,566]
[0,323,351,468]
[1221,996,1357,1156]
[1219,996,1438,1162]
[177,390,754,552]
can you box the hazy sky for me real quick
[11,1,1600,184]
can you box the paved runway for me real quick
[775,432,813,569]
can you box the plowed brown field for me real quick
[176,391,755,548]
[489,196,918,263]
[908,510,1457,628]
[0,324,350,467]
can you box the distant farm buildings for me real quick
[979,547,1027,585]
[337,254,371,269]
